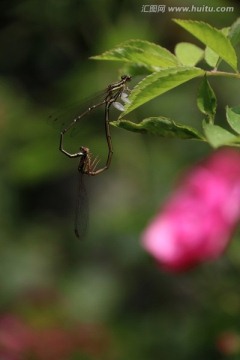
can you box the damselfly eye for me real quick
[121,75,131,82]
[79,146,89,156]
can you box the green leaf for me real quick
[197,76,216,122]
[175,42,204,66]
[226,105,240,134]
[112,117,204,140]
[203,121,238,148]
[122,67,204,115]
[173,19,238,71]
[228,17,240,47]
[119,63,152,77]
[204,28,230,69]
[204,46,219,68]
[91,39,179,69]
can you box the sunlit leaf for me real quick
[122,67,204,115]
[91,39,179,69]
[174,19,238,71]
[175,42,204,66]
[204,28,229,69]
[204,46,219,68]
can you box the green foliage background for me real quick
[1,0,240,359]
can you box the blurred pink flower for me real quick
[142,148,240,271]
[31,324,110,360]
[0,315,32,360]
[216,331,240,355]
[0,314,111,360]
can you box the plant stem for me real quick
[206,70,240,79]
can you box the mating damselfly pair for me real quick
[55,75,132,238]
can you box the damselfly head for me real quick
[121,75,131,82]
[80,146,90,156]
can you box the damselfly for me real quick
[59,75,132,237]
[60,75,131,173]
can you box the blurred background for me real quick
[0,0,240,359]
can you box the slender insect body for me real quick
[58,75,132,237]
